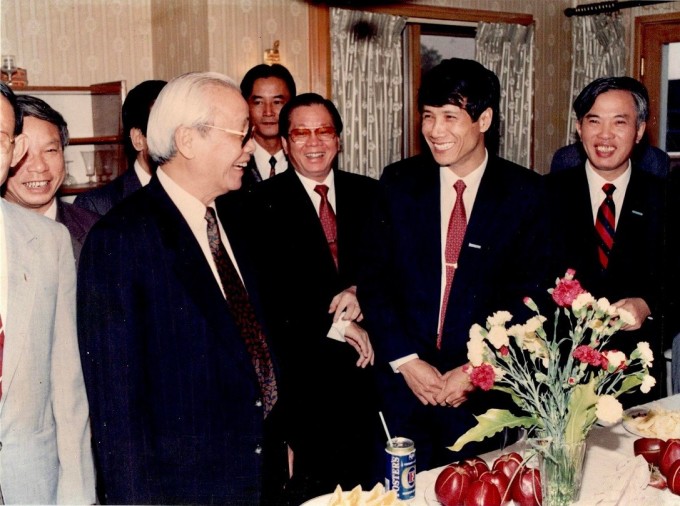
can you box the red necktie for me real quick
[0,313,5,397]
[438,180,467,349]
[595,183,616,269]
[268,156,277,179]
[314,184,338,268]
[205,208,278,417]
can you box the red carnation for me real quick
[551,270,586,307]
[573,345,607,368]
[469,363,496,391]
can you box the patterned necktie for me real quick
[595,183,616,269]
[314,184,338,268]
[0,313,4,398]
[204,208,278,417]
[268,155,277,179]
[437,180,467,349]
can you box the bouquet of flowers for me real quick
[451,269,655,505]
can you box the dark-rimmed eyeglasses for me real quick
[288,127,337,144]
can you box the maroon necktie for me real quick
[595,183,616,269]
[205,208,278,417]
[268,156,277,179]
[0,313,4,397]
[314,184,338,268]
[438,180,467,349]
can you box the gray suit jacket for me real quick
[0,198,95,504]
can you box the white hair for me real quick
[147,71,239,165]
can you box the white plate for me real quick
[622,407,652,437]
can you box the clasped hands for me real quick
[399,358,474,408]
[328,286,374,368]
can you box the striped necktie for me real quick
[595,183,616,269]
[314,184,338,268]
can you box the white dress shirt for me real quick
[391,150,488,372]
[585,160,631,228]
[156,168,243,298]
[44,198,58,220]
[253,142,287,180]
[134,159,153,187]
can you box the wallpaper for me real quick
[1,0,679,172]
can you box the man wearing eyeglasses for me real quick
[232,92,379,501]
[77,72,288,504]
[0,83,96,504]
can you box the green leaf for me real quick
[617,375,643,396]
[449,409,538,452]
[564,380,598,444]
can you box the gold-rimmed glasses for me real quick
[0,132,15,155]
[288,126,337,144]
[199,124,252,146]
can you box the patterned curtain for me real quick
[330,8,406,179]
[476,22,535,168]
[566,14,625,144]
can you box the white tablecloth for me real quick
[414,395,680,506]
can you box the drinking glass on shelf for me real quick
[1,55,17,86]
[63,160,77,186]
[81,151,96,184]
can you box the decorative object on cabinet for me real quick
[14,81,127,196]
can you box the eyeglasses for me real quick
[288,127,337,144]
[199,124,252,146]
[0,132,15,155]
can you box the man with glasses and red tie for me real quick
[546,76,666,407]
[77,72,288,504]
[358,59,550,471]
[0,82,95,504]
[228,92,378,502]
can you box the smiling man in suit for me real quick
[546,76,666,406]
[359,58,550,470]
[77,72,287,504]
[0,83,95,504]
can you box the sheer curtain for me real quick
[330,8,406,179]
[566,14,625,143]
[476,22,535,168]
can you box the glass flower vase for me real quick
[535,439,586,506]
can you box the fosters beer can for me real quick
[385,437,416,500]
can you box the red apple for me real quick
[479,469,511,504]
[464,479,502,506]
[462,457,490,479]
[492,452,523,487]
[660,439,680,476]
[511,467,542,506]
[667,459,680,495]
[435,464,473,506]
[634,437,665,466]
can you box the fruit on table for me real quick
[510,467,542,506]
[492,451,523,488]
[461,457,490,479]
[667,460,680,495]
[478,469,511,504]
[660,439,680,477]
[633,437,665,466]
[435,464,473,506]
[464,479,501,506]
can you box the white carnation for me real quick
[525,316,546,333]
[487,325,510,349]
[640,374,656,394]
[636,342,654,367]
[487,310,513,327]
[596,297,613,314]
[596,395,623,425]
[469,323,485,342]
[617,307,636,326]
[572,292,595,311]
[467,339,486,367]
[604,350,627,371]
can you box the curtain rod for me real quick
[564,0,668,17]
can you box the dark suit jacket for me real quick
[227,168,379,494]
[358,153,550,466]
[78,177,277,504]
[240,156,263,190]
[546,164,667,403]
[56,200,99,265]
[73,166,142,216]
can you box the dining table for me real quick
[414,394,680,506]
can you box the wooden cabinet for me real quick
[14,81,127,195]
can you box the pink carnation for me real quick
[551,270,586,307]
[573,345,608,369]
[500,345,509,357]
[469,363,496,391]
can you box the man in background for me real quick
[74,79,167,215]
[359,58,550,470]
[0,82,95,505]
[239,63,296,189]
[78,72,287,504]
[546,76,666,406]
[2,94,99,264]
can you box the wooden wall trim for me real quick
[308,4,331,96]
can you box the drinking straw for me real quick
[379,411,393,444]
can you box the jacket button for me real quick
[255,445,262,454]
[255,399,262,407]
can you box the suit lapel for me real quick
[1,201,39,410]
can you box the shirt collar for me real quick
[441,149,488,189]
[44,198,58,220]
[585,159,632,194]
[134,159,153,187]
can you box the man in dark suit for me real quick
[78,72,287,504]
[2,94,99,264]
[359,58,550,470]
[74,80,166,215]
[546,76,666,406]
[239,64,296,189]
[230,93,377,501]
